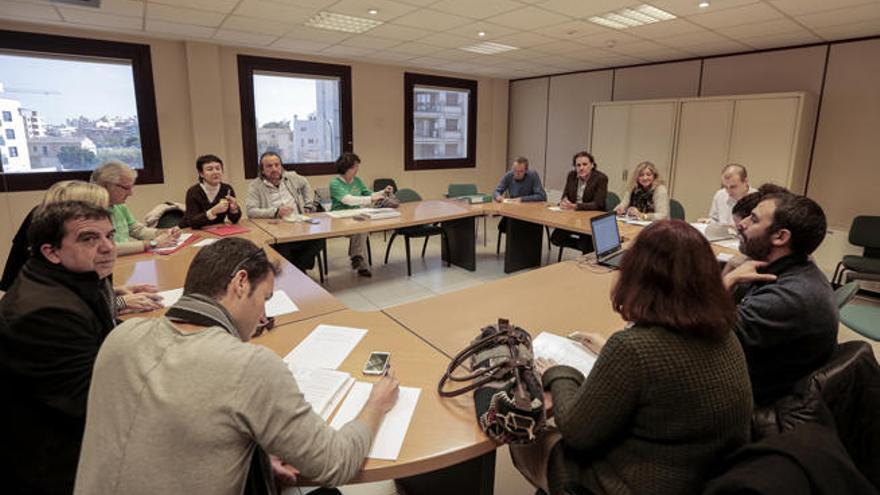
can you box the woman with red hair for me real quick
[513,220,753,495]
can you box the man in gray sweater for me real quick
[723,191,837,406]
[75,238,399,495]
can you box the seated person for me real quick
[180,154,241,228]
[91,160,181,255]
[329,152,393,278]
[613,160,669,220]
[0,181,162,314]
[514,220,752,494]
[723,191,837,407]
[549,151,608,253]
[245,151,323,274]
[0,201,119,494]
[75,238,400,494]
[700,163,757,225]
[494,155,547,234]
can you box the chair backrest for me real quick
[156,209,184,228]
[448,183,478,197]
[850,216,880,257]
[395,188,421,203]
[605,191,620,213]
[373,178,398,193]
[670,198,686,221]
[835,281,860,309]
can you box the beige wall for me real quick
[0,20,508,270]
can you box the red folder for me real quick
[202,224,251,236]
[153,234,200,255]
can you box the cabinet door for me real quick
[671,100,735,221]
[728,97,800,190]
[626,102,678,194]
[590,104,629,196]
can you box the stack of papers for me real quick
[355,208,401,220]
[326,209,365,219]
[284,325,367,370]
[153,233,193,254]
[330,382,421,460]
[193,238,219,247]
[155,289,298,317]
[282,213,312,223]
[532,332,597,377]
[289,367,355,420]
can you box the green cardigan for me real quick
[543,325,753,495]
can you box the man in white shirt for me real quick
[704,164,757,226]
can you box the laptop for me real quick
[590,212,626,269]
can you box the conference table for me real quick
[110,203,739,495]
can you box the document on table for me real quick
[157,288,183,307]
[290,367,355,420]
[153,233,193,253]
[330,382,421,460]
[326,209,363,219]
[193,238,219,247]
[284,325,367,370]
[533,332,597,377]
[716,252,735,263]
[547,206,563,212]
[715,239,740,250]
[265,290,299,317]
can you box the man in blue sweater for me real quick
[494,156,547,238]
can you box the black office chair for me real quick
[156,208,184,228]
[832,215,880,287]
[670,198,686,221]
[384,188,449,276]
[373,178,398,193]
[605,191,620,213]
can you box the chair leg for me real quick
[558,245,564,262]
[832,262,844,286]
[421,236,429,258]
[366,237,372,266]
[384,232,398,264]
[497,228,503,255]
[404,236,412,276]
[442,232,451,267]
[483,216,487,247]
[323,243,329,275]
[545,226,551,252]
[317,249,325,284]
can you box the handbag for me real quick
[438,318,547,444]
[372,191,400,209]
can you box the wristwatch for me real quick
[149,239,158,249]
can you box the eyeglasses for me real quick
[113,182,133,192]
[228,248,267,280]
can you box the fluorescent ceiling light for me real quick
[305,11,383,34]
[589,4,677,30]
[460,41,518,55]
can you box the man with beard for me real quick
[722,191,837,406]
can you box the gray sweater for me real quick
[246,171,316,219]
[74,317,371,495]
[543,325,753,495]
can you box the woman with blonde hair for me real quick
[614,161,670,220]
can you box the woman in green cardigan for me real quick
[514,220,753,495]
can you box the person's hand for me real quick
[384,185,394,195]
[152,230,179,248]
[543,391,554,418]
[568,331,606,355]
[270,455,300,488]
[120,292,164,314]
[723,260,777,291]
[226,195,239,213]
[626,207,641,218]
[366,367,400,414]
[211,198,230,216]
[560,197,576,210]
[614,204,626,215]
[277,204,295,218]
[126,284,158,294]
[535,357,556,376]
[696,217,711,224]
[370,191,386,201]
[494,195,503,203]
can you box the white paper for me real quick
[330,382,421,460]
[547,206,562,212]
[716,252,734,263]
[193,238,219,247]
[282,214,311,223]
[533,332,597,377]
[156,288,183,307]
[290,367,354,420]
[326,209,363,219]
[265,290,299,318]
[716,239,741,250]
[284,325,367,370]
[153,233,193,253]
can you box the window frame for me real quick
[237,55,353,178]
[404,72,477,171]
[0,29,163,192]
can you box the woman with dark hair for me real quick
[550,151,609,254]
[180,154,241,229]
[513,220,753,495]
[329,152,393,277]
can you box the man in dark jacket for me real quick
[723,191,837,407]
[0,200,118,494]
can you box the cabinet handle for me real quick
[622,169,628,182]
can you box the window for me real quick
[0,30,162,191]
[405,73,477,170]
[238,55,352,177]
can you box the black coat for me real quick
[561,169,608,211]
[179,182,241,229]
[0,206,35,291]
[0,257,116,494]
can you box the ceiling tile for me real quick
[496,47,557,60]
[529,53,582,67]
[531,40,594,54]
[150,0,240,14]
[768,0,878,17]
[367,22,427,40]
[446,21,517,40]
[485,6,569,30]
[233,0,317,23]
[222,15,292,36]
[648,0,759,17]
[418,32,473,48]
[61,0,143,18]
[145,19,216,38]
[429,0,522,20]
[387,41,441,55]
[531,20,611,40]
[738,31,823,49]
[811,19,880,41]
[795,3,880,29]
[562,47,620,61]
[607,40,680,57]
[361,50,418,61]
[0,0,61,22]
[688,2,783,29]
[715,18,807,39]
[408,55,456,67]
[326,0,417,21]
[490,31,557,48]
[391,9,472,30]
[577,30,643,48]
[285,25,352,43]
[58,8,143,29]
[684,38,751,55]
[625,19,706,39]
[319,44,376,57]
[270,37,335,52]
[536,0,637,18]
[658,29,732,48]
[338,34,403,50]
[213,29,278,46]
[147,3,226,27]
[275,0,337,7]
[437,61,486,73]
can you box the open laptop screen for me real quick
[591,212,622,258]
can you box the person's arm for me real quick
[182,186,213,229]
[733,285,794,351]
[519,173,547,202]
[127,217,159,241]
[493,173,510,201]
[577,174,608,211]
[332,178,372,207]
[615,189,631,215]
[116,240,148,255]
[246,180,278,219]
[224,185,242,224]
[542,333,641,452]
[648,185,670,220]
[295,177,318,213]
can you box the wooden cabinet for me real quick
[589,92,812,221]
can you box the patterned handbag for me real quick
[438,318,547,444]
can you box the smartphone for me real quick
[362,351,390,375]
[306,218,321,224]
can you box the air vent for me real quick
[51,0,101,7]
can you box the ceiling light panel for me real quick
[460,41,518,54]
[589,4,677,30]
[304,11,383,34]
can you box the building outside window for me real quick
[405,73,477,170]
